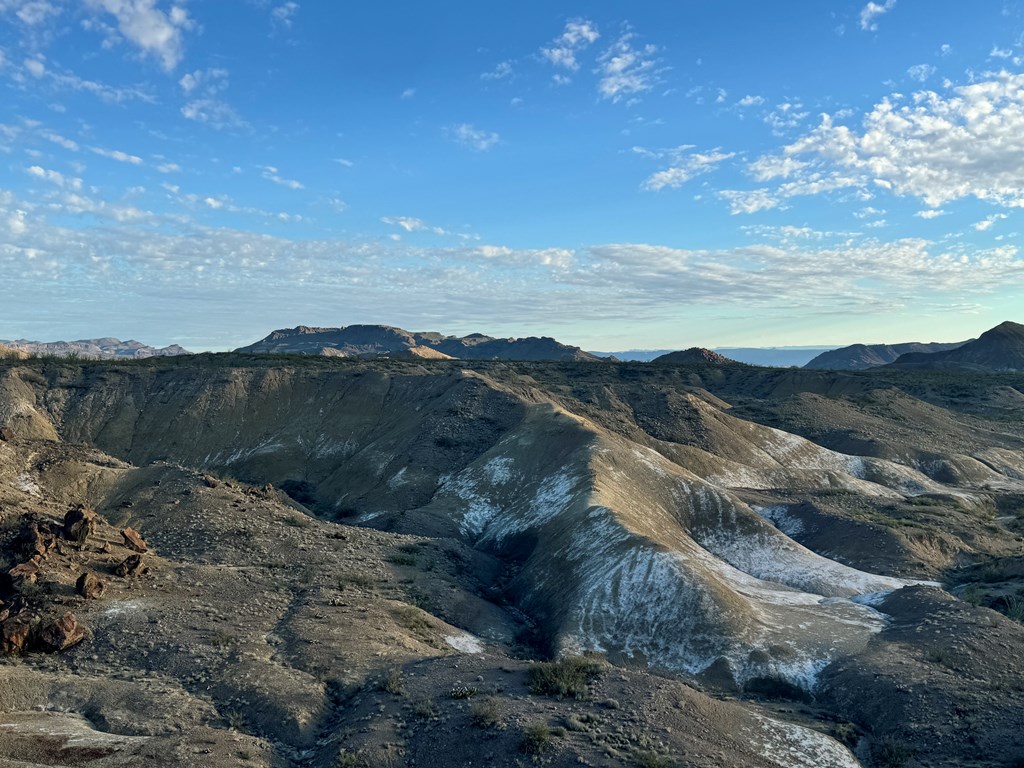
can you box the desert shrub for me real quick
[387,553,417,566]
[872,738,912,768]
[527,655,604,699]
[412,698,437,719]
[380,668,404,695]
[469,696,502,728]
[449,684,477,699]
[519,722,552,754]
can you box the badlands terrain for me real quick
[0,345,1023,767]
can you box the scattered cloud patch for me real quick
[541,18,599,73]
[178,68,245,129]
[451,123,500,151]
[640,146,735,191]
[271,2,299,28]
[860,0,896,31]
[907,63,935,82]
[381,216,448,235]
[737,94,765,108]
[85,0,194,71]
[260,166,304,190]
[481,60,513,81]
[91,146,142,164]
[597,32,660,102]
[732,72,1024,213]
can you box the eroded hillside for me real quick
[0,355,1023,767]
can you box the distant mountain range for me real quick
[0,337,190,359]
[235,325,603,362]
[887,321,1024,371]
[804,341,968,370]
[591,347,831,366]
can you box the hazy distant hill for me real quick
[593,347,832,366]
[888,321,1024,371]
[804,340,967,370]
[236,324,603,362]
[0,337,190,359]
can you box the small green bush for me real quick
[527,655,604,699]
[469,696,502,728]
[520,722,552,754]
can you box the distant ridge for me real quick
[651,347,739,365]
[0,337,190,359]
[804,340,968,370]
[888,321,1024,371]
[235,324,603,362]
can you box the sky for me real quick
[2,0,1024,351]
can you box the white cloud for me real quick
[541,18,599,73]
[91,146,142,164]
[13,1,60,25]
[734,71,1024,212]
[597,32,660,102]
[271,2,299,28]
[451,123,500,152]
[24,57,45,77]
[40,130,79,151]
[860,0,896,32]
[400,87,416,99]
[260,165,304,190]
[333,158,353,168]
[764,102,810,135]
[641,146,735,191]
[21,55,153,102]
[915,209,947,219]
[85,0,194,71]
[381,215,449,236]
[27,165,81,189]
[974,213,1008,231]
[178,69,244,129]
[481,61,513,81]
[736,94,765,108]
[156,162,180,173]
[907,63,935,82]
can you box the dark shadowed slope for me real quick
[889,321,1024,371]
[805,340,967,370]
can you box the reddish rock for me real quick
[121,527,148,553]
[25,523,57,558]
[7,559,40,589]
[76,572,105,599]
[36,613,87,652]
[114,554,147,578]
[1,612,37,654]
[63,506,97,544]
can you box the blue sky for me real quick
[2,0,1024,350]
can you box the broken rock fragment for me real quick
[63,505,97,544]
[121,527,148,553]
[114,554,147,578]
[36,613,87,652]
[1,612,37,654]
[76,572,105,599]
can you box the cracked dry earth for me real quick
[0,357,1022,768]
